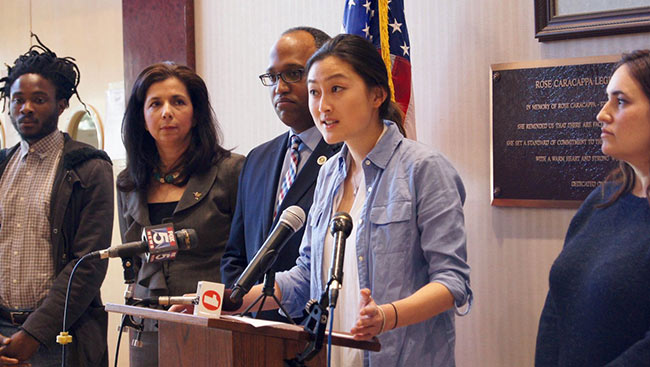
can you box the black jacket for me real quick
[220,133,340,321]
[0,133,113,367]
[118,153,244,299]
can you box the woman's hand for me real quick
[168,304,194,314]
[168,293,196,314]
[350,288,394,340]
[166,288,244,315]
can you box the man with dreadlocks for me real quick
[0,35,112,366]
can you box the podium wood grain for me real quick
[157,321,325,367]
[106,303,378,367]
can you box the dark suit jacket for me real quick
[221,132,340,296]
[118,154,244,299]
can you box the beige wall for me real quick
[0,0,124,147]
[1,1,648,366]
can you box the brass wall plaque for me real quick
[491,56,619,208]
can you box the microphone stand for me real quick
[121,256,136,285]
[118,257,145,345]
[287,212,352,366]
[238,270,296,325]
[284,281,332,366]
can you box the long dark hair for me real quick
[600,50,650,207]
[116,62,230,193]
[305,34,405,135]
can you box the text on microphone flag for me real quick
[146,225,177,251]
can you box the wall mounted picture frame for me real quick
[535,1,650,42]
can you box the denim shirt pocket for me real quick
[307,203,328,251]
[369,200,412,254]
[308,204,325,228]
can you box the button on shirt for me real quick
[0,130,63,309]
[276,120,472,367]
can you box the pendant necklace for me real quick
[153,170,181,184]
[352,170,363,196]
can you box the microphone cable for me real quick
[59,253,143,367]
[58,252,93,367]
[114,298,147,367]
[327,306,335,367]
[114,314,127,367]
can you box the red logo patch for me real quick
[201,290,222,311]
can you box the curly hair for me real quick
[116,62,231,193]
[0,33,83,110]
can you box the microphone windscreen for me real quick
[279,205,306,232]
[330,212,353,237]
[223,288,243,312]
[175,229,198,250]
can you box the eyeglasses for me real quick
[259,69,305,86]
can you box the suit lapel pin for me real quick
[193,192,202,201]
[317,156,327,166]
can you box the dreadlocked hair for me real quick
[0,33,85,110]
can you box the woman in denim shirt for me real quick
[239,34,472,366]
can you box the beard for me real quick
[11,110,59,143]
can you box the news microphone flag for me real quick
[343,0,416,139]
[194,281,225,318]
[142,224,179,263]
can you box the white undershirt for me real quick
[322,156,365,367]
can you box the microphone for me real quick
[222,288,243,312]
[139,290,242,310]
[140,296,198,306]
[328,212,353,308]
[230,205,306,304]
[90,225,198,262]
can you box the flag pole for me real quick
[378,0,396,102]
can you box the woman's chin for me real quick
[600,145,614,159]
[322,133,343,146]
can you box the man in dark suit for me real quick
[221,27,339,321]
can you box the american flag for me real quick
[343,0,416,139]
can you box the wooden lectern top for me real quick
[105,303,380,352]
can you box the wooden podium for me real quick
[105,303,380,367]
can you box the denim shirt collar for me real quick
[336,120,403,175]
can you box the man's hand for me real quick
[0,330,39,363]
[0,332,19,365]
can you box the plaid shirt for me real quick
[0,130,63,309]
